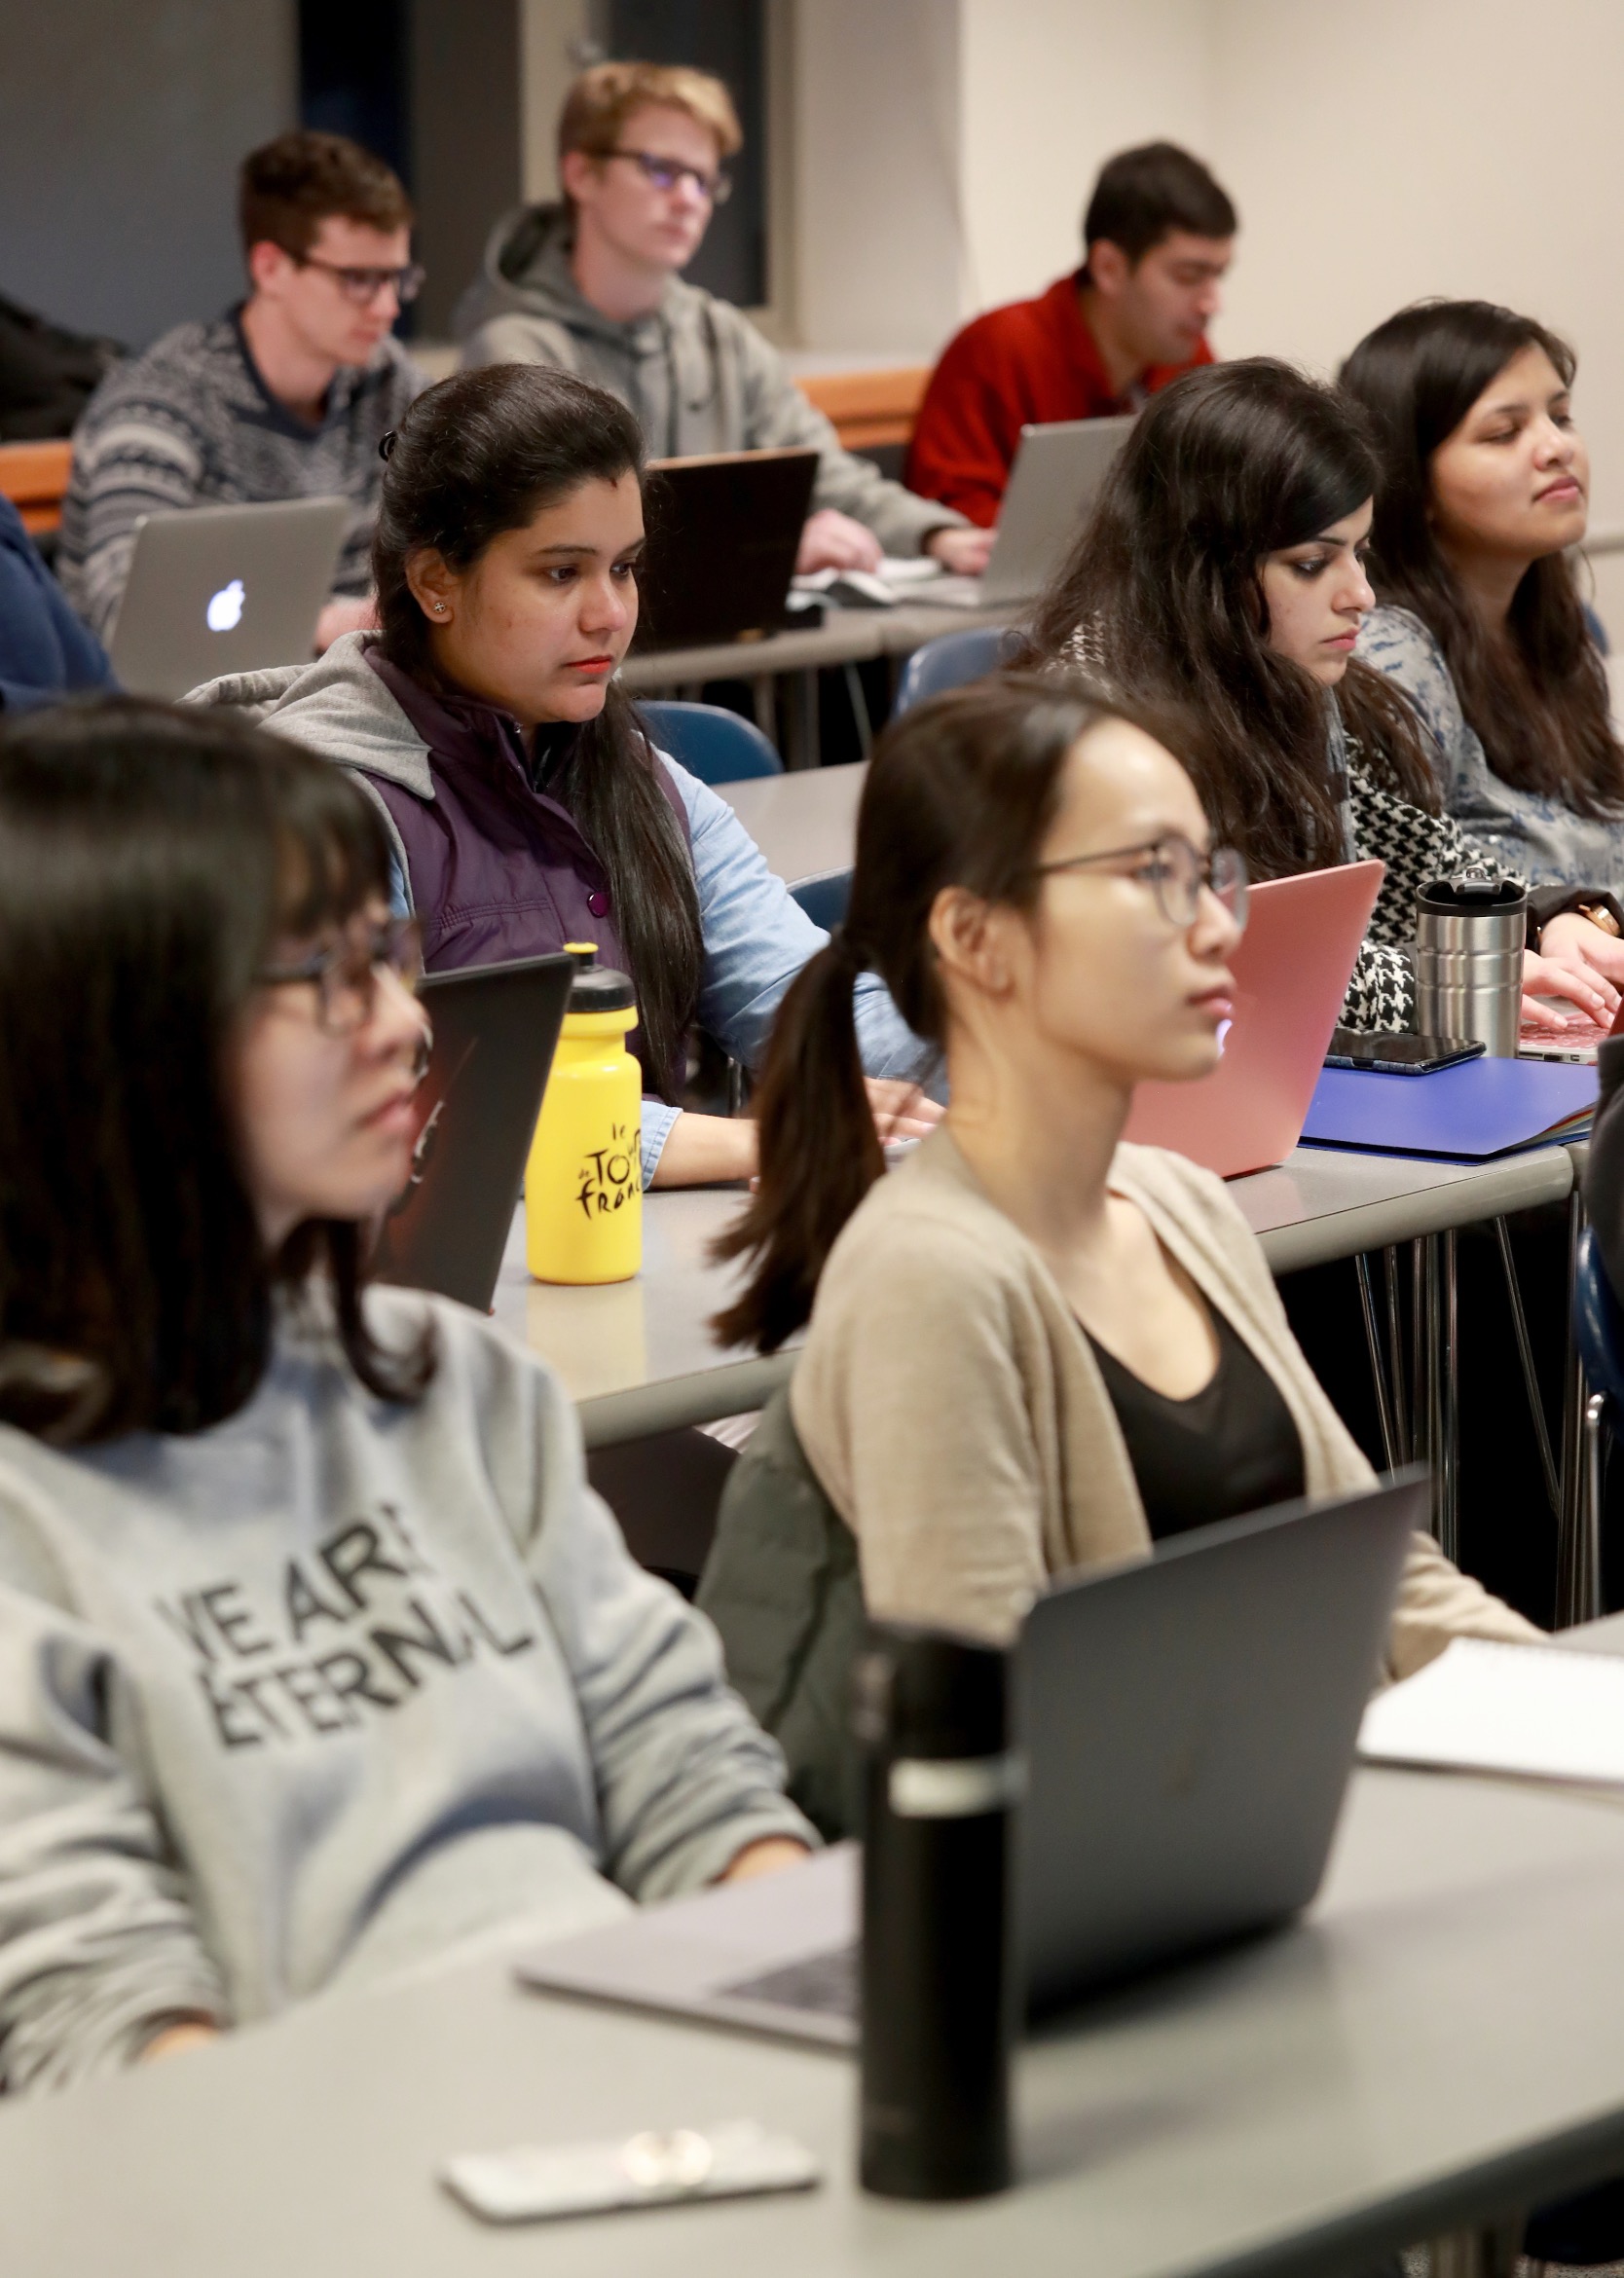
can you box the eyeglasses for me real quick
[1032,834,1249,932]
[290,252,426,307]
[605,148,733,205]
[258,915,424,1034]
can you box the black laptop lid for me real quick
[370,952,573,1312]
[1017,1475,1423,2015]
[637,448,819,650]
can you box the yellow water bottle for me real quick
[527,944,644,1285]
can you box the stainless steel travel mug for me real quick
[1414,876,1528,1057]
[854,1625,1018,2201]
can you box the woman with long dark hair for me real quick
[698,676,1534,1834]
[185,362,935,1188]
[1022,357,1623,1031]
[1343,298,1624,900]
[0,699,809,2098]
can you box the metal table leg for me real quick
[1491,1215,1560,1518]
[1384,1245,1409,1463]
[1356,1252,1401,1473]
[1557,1187,1597,1627]
[1417,1231,1461,1557]
[784,667,820,771]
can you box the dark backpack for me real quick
[0,289,123,441]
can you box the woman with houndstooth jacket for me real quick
[1021,357,1623,1037]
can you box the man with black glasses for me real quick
[455,61,987,578]
[60,131,426,649]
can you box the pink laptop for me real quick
[1122,860,1384,1179]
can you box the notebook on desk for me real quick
[1123,860,1384,1178]
[1302,1055,1598,1160]
[636,448,819,649]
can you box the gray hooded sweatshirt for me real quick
[454,203,966,558]
[0,1285,811,2098]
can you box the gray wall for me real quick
[411,0,523,338]
[0,0,296,349]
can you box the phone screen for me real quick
[1323,1030,1487,1076]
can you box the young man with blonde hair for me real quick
[456,61,987,577]
[60,130,426,649]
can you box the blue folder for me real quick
[1302,1056,1598,1160]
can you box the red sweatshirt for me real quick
[904,271,1213,528]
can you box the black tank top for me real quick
[1086,1308,1306,1542]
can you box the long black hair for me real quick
[0,697,432,1447]
[1339,299,1624,818]
[1023,357,1439,879]
[713,673,1197,1354]
[371,363,702,1099]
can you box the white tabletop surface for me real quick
[619,596,1015,692]
[499,1144,1575,1447]
[7,1748,1624,2278]
[717,760,867,887]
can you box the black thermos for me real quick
[854,1623,1019,2201]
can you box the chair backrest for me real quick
[638,699,782,785]
[0,438,72,535]
[789,868,851,932]
[794,365,930,454]
[894,623,1015,714]
[1573,1226,1624,1409]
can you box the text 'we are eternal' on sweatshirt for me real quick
[0,1285,810,2098]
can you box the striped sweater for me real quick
[58,311,425,641]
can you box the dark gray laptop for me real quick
[110,496,351,698]
[370,952,573,1313]
[517,1476,1422,2042]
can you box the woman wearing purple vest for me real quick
[185,364,936,1188]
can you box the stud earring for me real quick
[433,603,448,616]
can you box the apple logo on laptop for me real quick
[206,578,245,632]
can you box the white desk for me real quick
[718,760,867,888]
[498,1146,1575,1449]
[8,1753,1624,2277]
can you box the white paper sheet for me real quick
[1358,1637,1624,1785]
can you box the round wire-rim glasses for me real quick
[257,914,425,1036]
[1032,834,1249,932]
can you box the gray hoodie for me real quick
[0,1285,810,2097]
[454,203,965,558]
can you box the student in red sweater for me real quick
[906,144,1237,528]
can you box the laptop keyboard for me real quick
[720,1941,859,2021]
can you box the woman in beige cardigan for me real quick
[707,674,1534,1767]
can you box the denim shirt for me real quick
[1357,604,1624,894]
[391,756,934,1185]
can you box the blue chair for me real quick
[790,868,852,932]
[1568,1225,1621,1623]
[638,700,782,784]
[894,624,1017,714]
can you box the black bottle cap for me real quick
[560,941,636,1012]
[853,1624,1010,1758]
[1416,874,1526,913]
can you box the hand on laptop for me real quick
[924,524,997,577]
[866,1079,941,1145]
[1520,945,1615,1033]
[314,594,380,653]
[718,1835,813,1885]
[1536,911,1624,1010]
[795,509,884,575]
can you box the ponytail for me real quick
[711,932,883,1353]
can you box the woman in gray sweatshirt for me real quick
[0,698,811,2099]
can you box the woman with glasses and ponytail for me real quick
[1021,357,1624,1039]
[184,360,939,1190]
[0,699,812,2098]
[699,676,1534,1837]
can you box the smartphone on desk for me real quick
[1323,1030,1487,1077]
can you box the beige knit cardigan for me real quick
[791,1126,1540,1676]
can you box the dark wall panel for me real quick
[0,0,296,348]
[410,0,523,337]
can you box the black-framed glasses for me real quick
[291,252,426,307]
[258,915,424,1034]
[1033,834,1249,931]
[606,148,733,205]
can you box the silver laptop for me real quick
[518,1475,1422,2043]
[928,414,1135,611]
[109,496,351,698]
